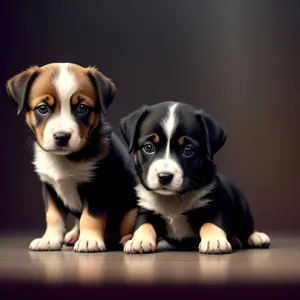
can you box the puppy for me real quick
[120,101,271,254]
[6,62,137,252]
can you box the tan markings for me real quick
[44,195,67,234]
[32,112,47,142]
[79,206,107,235]
[133,223,157,241]
[25,111,35,132]
[119,208,138,238]
[199,222,227,239]
[178,136,185,146]
[152,133,160,143]
[199,222,231,254]
[28,65,59,105]
[71,94,95,108]
[28,193,66,251]
[30,95,55,109]
[73,205,107,252]
[25,109,46,143]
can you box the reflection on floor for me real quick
[0,232,300,299]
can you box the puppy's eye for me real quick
[36,104,49,115]
[182,146,194,157]
[143,142,155,154]
[77,104,89,114]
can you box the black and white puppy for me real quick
[6,63,137,252]
[120,101,271,254]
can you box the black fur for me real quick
[120,101,270,251]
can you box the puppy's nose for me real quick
[54,132,71,147]
[157,172,174,185]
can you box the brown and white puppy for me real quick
[6,62,137,252]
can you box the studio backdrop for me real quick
[1,0,299,232]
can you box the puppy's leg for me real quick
[247,231,271,248]
[199,222,232,254]
[124,223,157,254]
[73,206,106,253]
[64,219,80,246]
[231,185,271,249]
[29,184,67,251]
[119,208,138,247]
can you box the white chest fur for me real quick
[33,144,98,212]
[135,182,215,240]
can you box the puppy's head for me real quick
[6,63,116,155]
[120,102,226,195]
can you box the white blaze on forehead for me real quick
[52,63,78,115]
[161,103,178,158]
[42,63,81,151]
[51,63,78,130]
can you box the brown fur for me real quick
[152,133,160,143]
[44,195,67,237]
[132,223,157,241]
[199,222,227,240]
[119,208,138,238]
[6,63,115,155]
[178,136,185,146]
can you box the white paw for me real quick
[248,231,271,248]
[199,238,232,254]
[29,235,63,251]
[73,232,106,253]
[124,238,156,254]
[64,229,79,246]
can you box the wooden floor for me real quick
[1,232,300,299]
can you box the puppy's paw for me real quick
[199,238,232,254]
[247,231,271,248]
[73,232,106,253]
[64,229,79,246]
[29,235,63,251]
[124,238,156,254]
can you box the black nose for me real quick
[54,132,71,147]
[157,172,174,185]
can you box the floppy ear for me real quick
[120,106,149,153]
[86,67,117,115]
[6,66,40,115]
[196,109,227,159]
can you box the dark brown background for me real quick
[1,0,299,232]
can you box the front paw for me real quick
[73,232,106,253]
[29,235,63,251]
[124,238,156,254]
[199,238,232,254]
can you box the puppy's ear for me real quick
[196,109,227,159]
[120,106,149,153]
[87,67,117,115]
[6,66,40,115]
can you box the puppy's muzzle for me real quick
[157,172,174,185]
[54,132,71,148]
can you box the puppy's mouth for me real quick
[51,147,73,155]
[37,143,76,156]
[153,188,178,196]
